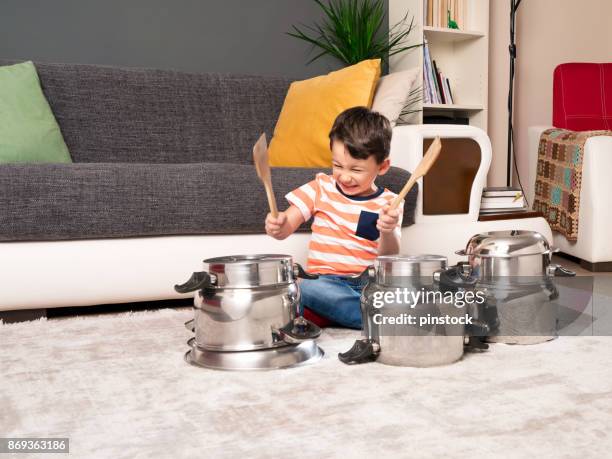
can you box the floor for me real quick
[1,308,612,459]
[1,255,611,458]
[554,254,612,278]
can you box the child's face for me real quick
[331,140,390,197]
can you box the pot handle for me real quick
[275,316,322,344]
[293,263,319,280]
[463,319,490,352]
[338,338,380,365]
[346,265,376,283]
[437,265,478,291]
[174,271,216,294]
[546,264,576,277]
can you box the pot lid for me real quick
[204,254,292,264]
[460,231,552,258]
[203,254,294,288]
[375,254,448,281]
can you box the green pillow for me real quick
[0,61,72,163]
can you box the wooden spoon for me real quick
[252,133,279,218]
[390,137,442,210]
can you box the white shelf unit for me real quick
[389,0,489,130]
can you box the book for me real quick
[479,206,528,215]
[423,39,436,103]
[446,77,454,103]
[480,198,525,209]
[432,60,445,103]
[484,186,522,192]
[442,75,453,104]
[482,194,523,201]
[433,0,439,27]
[442,0,448,27]
[483,186,523,198]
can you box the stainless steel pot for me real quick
[339,255,484,367]
[455,230,575,344]
[456,230,572,279]
[175,254,321,352]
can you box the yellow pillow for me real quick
[268,59,381,167]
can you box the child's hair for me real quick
[328,106,392,164]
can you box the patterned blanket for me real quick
[533,128,612,241]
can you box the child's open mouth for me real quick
[339,183,359,194]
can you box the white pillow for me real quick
[371,67,420,127]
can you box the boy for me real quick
[265,106,403,329]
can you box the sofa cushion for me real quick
[371,67,420,127]
[0,60,291,165]
[268,59,381,168]
[0,164,416,241]
[0,61,72,164]
[553,63,612,131]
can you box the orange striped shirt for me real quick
[286,173,403,275]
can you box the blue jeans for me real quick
[299,275,363,329]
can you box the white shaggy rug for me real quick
[2,308,612,459]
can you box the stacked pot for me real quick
[176,254,324,371]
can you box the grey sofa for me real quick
[0,61,417,312]
[0,61,416,241]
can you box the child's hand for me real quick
[377,205,400,234]
[265,212,290,240]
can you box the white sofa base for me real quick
[0,234,312,312]
[0,216,552,312]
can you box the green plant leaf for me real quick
[287,0,422,66]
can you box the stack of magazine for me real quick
[480,187,527,214]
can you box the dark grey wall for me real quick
[0,0,387,79]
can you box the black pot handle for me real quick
[276,316,322,344]
[293,263,319,280]
[174,271,216,294]
[338,339,380,365]
[553,265,576,277]
[464,320,490,352]
[346,265,376,283]
[438,265,478,291]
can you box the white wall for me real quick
[487,0,511,186]
[488,0,612,187]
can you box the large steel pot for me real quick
[175,254,321,352]
[455,230,575,344]
[339,255,486,367]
